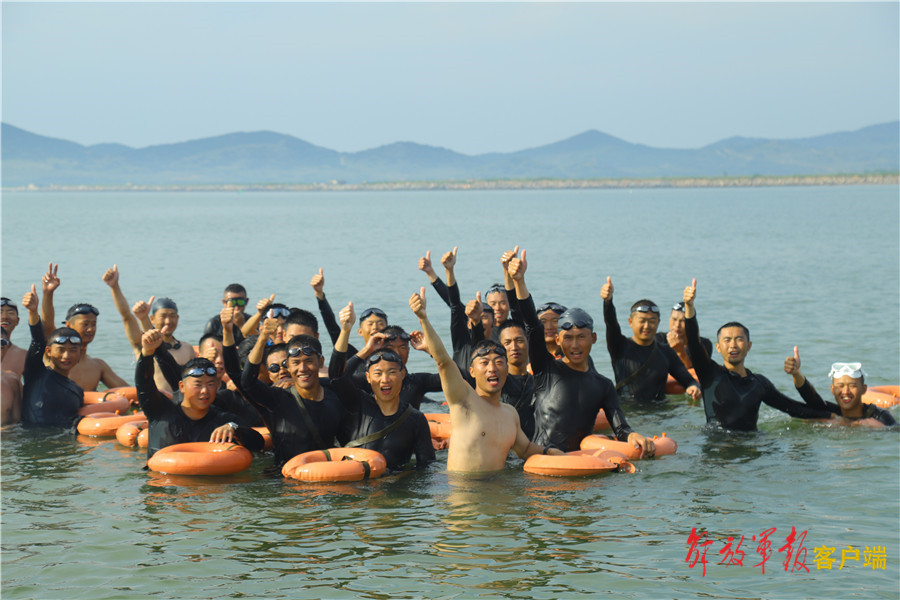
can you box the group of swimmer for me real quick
[1,246,894,476]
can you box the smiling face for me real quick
[358,314,387,343]
[1,305,19,334]
[266,349,291,388]
[469,351,508,396]
[486,290,509,326]
[538,310,560,344]
[715,326,752,368]
[151,308,179,337]
[44,341,83,375]
[288,351,323,394]
[365,358,406,403]
[830,375,867,416]
[179,374,219,414]
[66,314,97,344]
[556,326,596,369]
[669,310,686,339]
[628,311,660,345]
[499,325,528,370]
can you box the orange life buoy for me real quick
[77,412,146,436]
[424,413,452,440]
[79,393,130,415]
[593,409,610,431]
[281,448,387,482]
[580,432,677,459]
[862,386,900,408]
[524,448,635,477]
[116,420,148,447]
[868,385,899,398]
[147,442,252,476]
[104,386,139,403]
[666,369,698,396]
[137,428,149,448]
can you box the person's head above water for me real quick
[669,302,686,338]
[537,302,566,345]
[381,325,411,365]
[64,303,99,345]
[556,308,596,369]
[178,357,220,415]
[468,340,508,396]
[1,298,19,336]
[364,349,406,403]
[715,322,752,368]
[628,300,660,346]
[45,326,84,375]
[498,320,528,370]
[484,283,509,326]
[829,362,868,416]
[150,297,179,336]
[286,334,324,394]
[358,307,388,343]
[283,309,319,340]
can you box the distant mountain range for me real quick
[1,121,897,187]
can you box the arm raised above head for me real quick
[410,288,470,408]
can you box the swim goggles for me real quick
[360,307,387,322]
[288,345,322,358]
[485,285,507,297]
[365,350,404,369]
[383,332,411,343]
[631,305,660,314]
[268,307,291,319]
[828,362,867,379]
[1,339,9,348]
[50,335,82,345]
[267,360,288,373]
[1,298,16,308]
[558,320,592,331]
[66,304,99,319]
[537,302,567,315]
[473,343,507,358]
[672,303,685,312]
[226,298,248,307]
[183,366,218,378]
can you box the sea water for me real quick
[1,186,898,599]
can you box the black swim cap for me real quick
[65,304,99,320]
[558,308,594,331]
[151,297,178,315]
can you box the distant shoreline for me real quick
[4,173,897,192]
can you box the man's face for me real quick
[179,374,219,413]
[358,315,387,343]
[538,310,560,344]
[669,311,686,338]
[556,326,596,367]
[1,306,19,334]
[288,350,323,392]
[223,292,248,325]
[284,323,317,341]
[499,326,528,369]
[469,351,508,395]
[200,339,225,378]
[151,308,179,336]
[716,327,752,368]
[486,291,509,326]
[480,312,494,338]
[266,349,291,388]
[45,341,83,374]
[66,314,97,344]
[628,311,660,343]
[365,358,406,402]
[383,336,410,365]
[830,375,866,413]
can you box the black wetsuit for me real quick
[502,372,536,439]
[21,321,83,428]
[797,382,897,427]
[430,279,480,371]
[685,314,833,431]
[521,295,634,451]
[604,300,699,402]
[328,349,443,410]
[330,352,435,470]
[203,313,248,345]
[135,352,264,459]
[655,331,713,368]
[239,355,343,468]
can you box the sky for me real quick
[2,2,898,155]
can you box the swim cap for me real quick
[65,304,99,320]
[558,308,594,331]
[828,362,867,380]
[151,297,178,315]
[482,303,494,314]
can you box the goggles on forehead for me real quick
[365,350,404,369]
[360,307,387,322]
[268,307,291,319]
[288,345,321,358]
[828,362,866,380]
[184,366,218,378]
[485,285,506,297]
[537,302,567,315]
[383,332,411,343]
[1,298,17,308]
[631,305,660,314]
[672,303,685,312]
[226,298,248,307]
[68,305,99,318]
[50,335,82,345]
[473,344,507,359]
[267,359,289,373]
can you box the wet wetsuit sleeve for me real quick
[24,322,47,382]
[317,294,342,346]
[520,294,553,375]
[667,346,700,388]
[153,345,181,391]
[329,351,364,412]
[222,343,244,394]
[448,284,473,354]
[239,352,278,410]
[758,375,834,419]
[328,345,348,380]
[203,316,220,337]
[603,300,626,360]
[413,411,436,468]
[685,315,715,383]
[796,379,831,411]
[507,284,521,322]
[600,378,635,442]
[867,406,897,427]
[233,422,265,452]
[136,354,169,419]
[431,278,451,306]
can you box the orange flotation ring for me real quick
[862,386,900,408]
[666,369,698,395]
[593,409,610,431]
[80,392,130,415]
[77,412,146,436]
[580,432,677,459]
[524,448,635,477]
[424,413,452,440]
[137,428,148,448]
[116,420,148,447]
[147,442,252,475]
[281,448,387,482]
[104,386,139,404]
[252,427,273,451]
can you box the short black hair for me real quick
[198,333,223,349]
[287,334,323,356]
[285,309,319,334]
[470,339,507,363]
[263,342,288,362]
[181,357,217,378]
[717,321,750,340]
[224,283,247,296]
[630,299,659,313]
[497,320,526,336]
[382,325,408,337]
[48,326,82,344]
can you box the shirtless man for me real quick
[785,350,896,427]
[40,263,127,391]
[409,287,560,473]
[2,328,22,425]
[1,297,26,376]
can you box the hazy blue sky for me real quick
[2,2,898,154]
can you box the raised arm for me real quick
[783,346,829,410]
[601,276,626,356]
[241,294,275,339]
[500,246,520,316]
[508,249,551,374]
[682,278,714,381]
[410,287,471,408]
[40,262,59,339]
[102,264,142,356]
[136,329,171,419]
[131,296,155,333]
